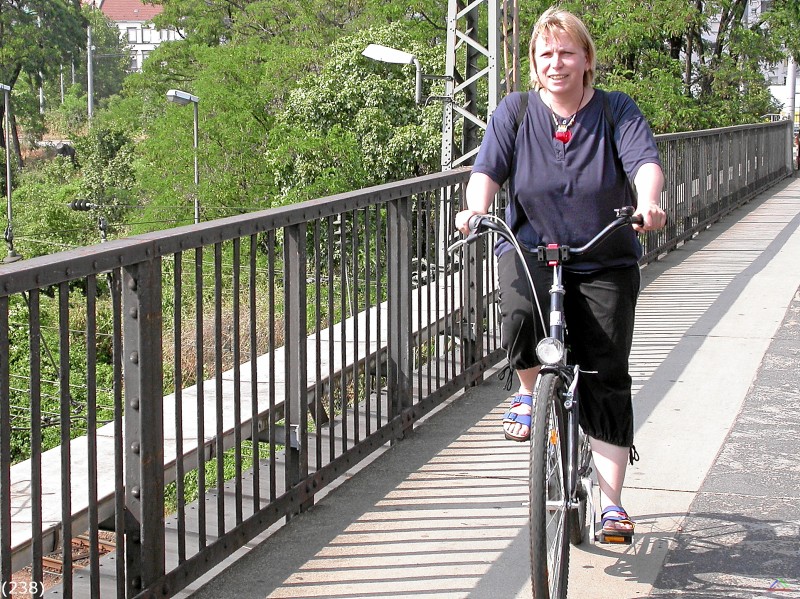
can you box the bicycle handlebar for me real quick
[450,206,643,263]
[568,206,643,257]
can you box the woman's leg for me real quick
[496,250,549,439]
[591,437,634,532]
[503,366,540,439]
[565,266,640,531]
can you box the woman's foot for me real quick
[600,505,634,536]
[502,393,532,441]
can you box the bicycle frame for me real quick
[537,253,593,541]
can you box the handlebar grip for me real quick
[467,214,485,233]
[631,214,644,226]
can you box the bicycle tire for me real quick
[569,429,591,545]
[530,372,570,599]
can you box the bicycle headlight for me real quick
[536,338,564,366]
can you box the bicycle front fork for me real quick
[564,366,597,543]
[563,365,581,500]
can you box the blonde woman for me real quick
[455,6,666,539]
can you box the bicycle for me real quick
[449,206,643,599]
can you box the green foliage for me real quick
[73,7,131,104]
[0,0,87,154]
[520,0,786,131]
[269,26,443,195]
[13,158,90,256]
[74,126,136,208]
[0,0,87,83]
[6,286,117,464]
[12,125,136,257]
[46,84,89,139]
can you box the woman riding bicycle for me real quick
[455,6,666,539]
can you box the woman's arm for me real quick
[455,172,501,235]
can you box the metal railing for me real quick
[0,119,791,598]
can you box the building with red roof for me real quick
[96,0,180,71]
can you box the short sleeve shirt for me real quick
[472,89,661,271]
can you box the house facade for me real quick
[97,0,177,71]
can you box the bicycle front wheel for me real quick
[530,373,570,598]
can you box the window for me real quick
[129,53,139,71]
[142,27,151,43]
[127,27,137,43]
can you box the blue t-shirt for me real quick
[472,89,661,271]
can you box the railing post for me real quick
[122,258,165,597]
[461,236,484,383]
[283,223,308,509]
[387,199,412,438]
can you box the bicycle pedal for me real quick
[596,530,633,545]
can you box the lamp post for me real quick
[166,89,200,224]
[361,44,456,277]
[361,44,452,106]
[1,83,20,263]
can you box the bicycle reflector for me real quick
[536,337,564,365]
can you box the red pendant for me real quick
[554,129,572,143]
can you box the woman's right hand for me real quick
[455,209,486,235]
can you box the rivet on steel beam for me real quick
[129,307,138,319]
[130,398,139,410]
[131,442,140,454]
[128,278,137,290]
[132,486,140,498]
[130,351,139,364]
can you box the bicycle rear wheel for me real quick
[530,372,570,598]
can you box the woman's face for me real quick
[533,30,589,97]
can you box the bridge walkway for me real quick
[180,175,800,599]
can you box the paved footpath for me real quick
[188,174,800,599]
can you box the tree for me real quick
[269,25,444,198]
[43,7,131,139]
[0,0,87,165]
[519,1,789,132]
[77,7,130,103]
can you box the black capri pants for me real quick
[497,249,641,447]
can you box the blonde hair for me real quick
[528,7,596,89]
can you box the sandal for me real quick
[600,505,635,542]
[502,393,532,442]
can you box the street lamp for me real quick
[361,44,452,105]
[362,44,457,277]
[1,83,20,263]
[166,89,200,224]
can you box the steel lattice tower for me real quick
[440,0,520,170]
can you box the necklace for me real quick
[550,88,585,143]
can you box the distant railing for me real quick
[0,119,791,598]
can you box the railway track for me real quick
[40,534,117,576]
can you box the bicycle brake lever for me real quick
[447,238,466,253]
[449,214,488,253]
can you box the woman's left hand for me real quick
[633,202,667,232]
